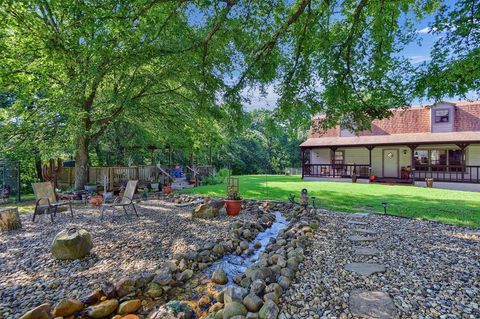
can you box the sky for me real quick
[243,0,476,111]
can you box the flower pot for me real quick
[87,195,103,206]
[150,182,160,191]
[425,178,434,188]
[352,174,357,183]
[163,185,172,194]
[369,175,376,182]
[225,199,242,216]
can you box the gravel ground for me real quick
[0,199,263,318]
[279,210,480,319]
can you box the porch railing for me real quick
[303,164,370,178]
[413,165,480,183]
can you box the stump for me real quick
[0,207,22,231]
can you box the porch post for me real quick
[365,146,375,176]
[329,146,338,178]
[456,143,469,181]
[407,144,418,181]
[301,148,305,179]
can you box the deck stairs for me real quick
[171,176,194,190]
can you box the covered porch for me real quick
[300,132,480,183]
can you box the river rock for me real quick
[85,299,119,318]
[153,270,173,286]
[250,280,266,295]
[177,269,194,282]
[223,302,248,318]
[243,293,263,312]
[224,286,248,303]
[213,244,225,255]
[115,278,135,297]
[118,299,141,314]
[259,300,279,319]
[253,241,262,249]
[19,303,51,319]
[51,228,93,260]
[146,282,164,298]
[52,298,84,316]
[212,268,228,285]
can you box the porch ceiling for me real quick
[300,131,480,148]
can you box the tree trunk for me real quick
[34,148,43,181]
[0,207,22,231]
[74,136,90,190]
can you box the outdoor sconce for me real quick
[300,188,308,207]
[382,202,388,214]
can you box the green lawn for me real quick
[181,175,480,228]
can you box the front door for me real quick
[383,149,399,178]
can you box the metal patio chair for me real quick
[100,180,139,219]
[32,182,73,222]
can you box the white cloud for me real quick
[417,27,434,34]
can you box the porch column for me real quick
[329,146,338,177]
[456,143,469,181]
[301,148,305,179]
[365,146,375,175]
[407,144,418,180]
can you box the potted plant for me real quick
[225,191,242,216]
[425,177,434,188]
[163,184,172,194]
[150,180,160,192]
[369,175,376,182]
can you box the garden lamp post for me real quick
[382,202,388,214]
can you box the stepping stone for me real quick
[354,228,378,235]
[347,221,368,226]
[351,213,371,217]
[353,247,379,256]
[349,290,399,319]
[348,235,376,242]
[344,263,386,276]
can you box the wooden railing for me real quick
[303,164,370,178]
[413,165,480,183]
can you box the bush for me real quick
[202,168,229,185]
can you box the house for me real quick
[300,101,480,183]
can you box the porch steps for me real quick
[171,177,194,190]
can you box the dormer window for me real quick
[435,109,450,123]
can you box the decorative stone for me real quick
[153,270,173,286]
[253,241,262,249]
[146,282,164,298]
[354,228,378,235]
[19,303,51,319]
[0,207,22,231]
[344,263,386,276]
[349,291,399,319]
[192,200,224,219]
[250,280,266,296]
[85,299,119,319]
[277,276,291,289]
[347,235,376,242]
[240,241,249,250]
[347,221,368,225]
[177,269,194,282]
[259,300,279,319]
[51,228,93,260]
[52,298,84,316]
[212,267,228,285]
[118,299,141,315]
[223,302,248,318]
[213,244,225,255]
[243,293,263,312]
[353,247,379,256]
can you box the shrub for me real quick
[202,168,230,185]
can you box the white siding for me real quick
[310,148,330,164]
[343,148,369,164]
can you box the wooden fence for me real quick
[57,165,169,190]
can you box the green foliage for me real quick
[202,168,230,186]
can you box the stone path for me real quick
[344,215,398,318]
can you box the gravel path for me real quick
[0,199,262,318]
[279,210,480,319]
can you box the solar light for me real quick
[382,202,388,214]
[311,196,317,208]
[300,188,308,207]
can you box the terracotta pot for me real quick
[225,199,242,216]
[87,195,102,206]
[163,185,172,194]
[352,175,357,183]
[369,175,376,182]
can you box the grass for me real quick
[181,175,480,228]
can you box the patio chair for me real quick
[32,182,73,222]
[100,180,139,219]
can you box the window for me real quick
[332,151,344,165]
[414,150,429,171]
[435,109,450,123]
[448,150,464,172]
[430,150,447,171]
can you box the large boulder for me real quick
[192,199,224,219]
[51,228,93,260]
